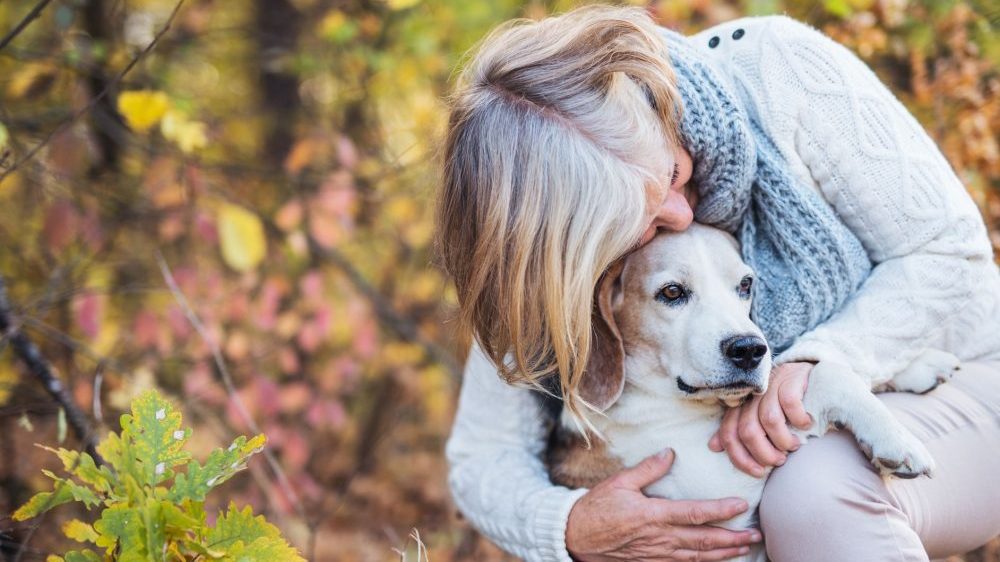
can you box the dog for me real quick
[546,223,960,559]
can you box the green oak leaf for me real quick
[121,390,192,486]
[42,446,115,494]
[62,519,99,543]
[168,434,266,503]
[61,551,102,562]
[12,484,74,520]
[94,503,145,556]
[204,503,304,561]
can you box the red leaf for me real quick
[336,135,358,170]
[43,201,79,252]
[73,291,104,340]
[132,310,160,349]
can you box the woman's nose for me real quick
[654,189,694,232]
[639,189,694,246]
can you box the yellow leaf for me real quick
[406,270,440,303]
[419,364,452,425]
[384,197,418,223]
[319,10,347,35]
[218,202,267,272]
[386,0,421,10]
[5,63,56,99]
[161,110,208,154]
[284,138,318,175]
[63,519,100,543]
[0,349,16,405]
[382,342,424,368]
[118,90,170,132]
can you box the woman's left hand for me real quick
[708,362,815,477]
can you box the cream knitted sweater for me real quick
[445,16,1000,562]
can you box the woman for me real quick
[437,6,1000,561]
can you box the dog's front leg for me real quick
[796,362,935,479]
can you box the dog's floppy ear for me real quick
[579,259,626,412]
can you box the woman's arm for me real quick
[448,345,761,561]
[698,15,998,472]
[446,344,586,561]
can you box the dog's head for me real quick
[582,223,772,410]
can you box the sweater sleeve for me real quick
[445,344,588,561]
[699,16,998,383]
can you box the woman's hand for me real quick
[565,449,761,561]
[708,362,815,477]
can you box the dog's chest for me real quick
[602,404,765,532]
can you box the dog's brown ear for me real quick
[579,259,626,412]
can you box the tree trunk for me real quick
[254,0,303,168]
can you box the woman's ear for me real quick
[579,259,627,412]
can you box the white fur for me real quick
[562,224,959,562]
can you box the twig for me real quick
[0,0,185,184]
[0,273,103,465]
[154,250,307,521]
[0,0,53,52]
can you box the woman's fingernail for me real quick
[739,546,750,554]
[750,531,762,542]
[775,456,786,466]
[657,448,672,459]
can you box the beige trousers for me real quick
[759,359,1000,561]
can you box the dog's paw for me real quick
[856,424,935,479]
[884,349,960,395]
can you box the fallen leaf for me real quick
[218,202,267,272]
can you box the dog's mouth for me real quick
[676,377,762,396]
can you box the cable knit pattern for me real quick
[445,16,1000,560]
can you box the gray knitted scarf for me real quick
[659,28,872,352]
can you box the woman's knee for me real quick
[759,430,888,535]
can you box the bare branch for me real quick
[0,0,53,52]
[154,249,307,521]
[0,0,186,183]
[0,272,104,465]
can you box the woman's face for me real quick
[639,145,697,247]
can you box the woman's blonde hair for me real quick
[437,5,682,430]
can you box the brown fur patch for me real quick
[546,426,624,489]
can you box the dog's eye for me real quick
[658,283,688,304]
[739,276,753,299]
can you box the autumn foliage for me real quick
[0,0,997,560]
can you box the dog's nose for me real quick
[722,336,768,371]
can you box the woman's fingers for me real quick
[612,448,676,490]
[670,546,752,561]
[716,406,767,477]
[778,368,813,429]
[647,496,749,526]
[759,383,799,452]
[670,525,762,550]
[736,396,786,468]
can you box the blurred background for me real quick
[0,0,996,560]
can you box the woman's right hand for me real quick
[565,449,761,561]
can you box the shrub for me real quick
[13,389,305,562]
